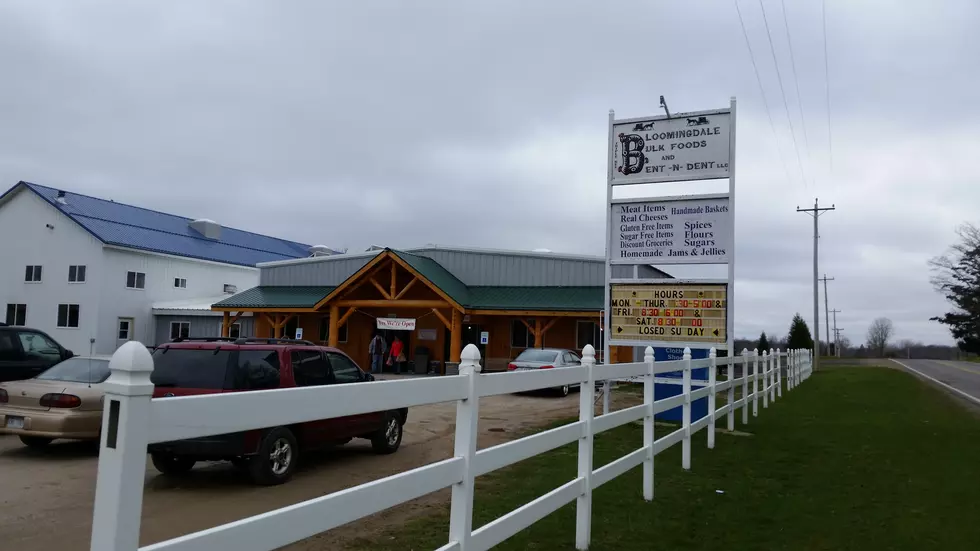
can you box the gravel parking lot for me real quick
[0,389,628,550]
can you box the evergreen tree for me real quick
[787,313,814,350]
[930,224,980,354]
[758,331,770,352]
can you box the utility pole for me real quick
[798,199,835,371]
[830,309,841,357]
[834,328,843,357]
[819,275,834,357]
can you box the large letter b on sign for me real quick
[619,133,646,175]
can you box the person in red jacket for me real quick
[389,335,405,375]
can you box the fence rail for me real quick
[90,342,814,551]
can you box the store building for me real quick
[212,246,670,372]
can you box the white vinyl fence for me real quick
[90,342,814,551]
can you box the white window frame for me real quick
[5,303,27,326]
[117,318,133,340]
[25,265,42,283]
[68,265,87,283]
[169,321,190,340]
[57,304,80,328]
[228,322,242,339]
[173,277,187,289]
[126,271,146,290]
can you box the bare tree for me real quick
[867,318,894,357]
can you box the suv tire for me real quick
[20,436,53,448]
[151,452,196,475]
[249,427,299,486]
[371,412,403,454]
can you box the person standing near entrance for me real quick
[369,333,387,375]
[389,335,405,375]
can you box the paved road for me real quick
[892,358,980,406]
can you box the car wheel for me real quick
[557,384,570,397]
[151,452,196,475]
[249,427,298,486]
[19,436,53,448]
[371,413,403,454]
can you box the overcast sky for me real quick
[1,0,976,346]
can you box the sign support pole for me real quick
[727,97,737,368]
[602,109,615,413]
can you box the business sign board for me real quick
[377,318,416,330]
[609,194,731,265]
[611,109,731,185]
[609,283,727,345]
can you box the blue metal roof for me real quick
[3,181,311,267]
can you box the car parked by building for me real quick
[507,347,584,396]
[0,322,75,383]
[147,337,408,485]
[0,355,110,447]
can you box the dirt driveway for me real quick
[0,389,628,550]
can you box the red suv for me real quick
[147,338,407,485]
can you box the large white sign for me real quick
[611,109,731,185]
[377,318,416,330]
[609,195,731,265]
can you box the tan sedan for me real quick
[0,356,111,448]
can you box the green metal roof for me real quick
[466,286,602,311]
[391,250,471,306]
[212,286,335,309]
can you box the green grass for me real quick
[352,367,980,550]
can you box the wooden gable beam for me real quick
[369,277,392,300]
[390,261,397,299]
[338,307,357,327]
[431,308,452,330]
[394,277,418,300]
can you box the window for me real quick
[118,318,132,340]
[291,350,332,386]
[236,349,281,390]
[17,331,62,361]
[5,304,26,326]
[326,352,363,383]
[151,348,234,389]
[57,304,80,328]
[24,265,42,282]
[511,319,534,348]
[562,351,581,365]
[37,358,110,384]
[68,265,86,283]
[126,271,146,289]
[576,320,603,350]
[169,321,190,340]
[223,284,237,294]
[318,316,348,343]
[229,322,242,339]
[174,277,187,288]
[0,333,20,361]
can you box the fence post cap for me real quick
[708,347,716,358]
[762,349,768,357]
[682,347,692,358]
[460,343,483,373]
[643,346,654,361]
[582,344,596,361]
[104,341,155,396]
[741,347,749,356]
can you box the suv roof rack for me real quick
[167,336,318,346]
[170,337,239,343]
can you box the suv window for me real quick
[236,349,281,390]
[291,350,332,386]
[0,332,21,362]
[151,348,233,389]
[17,332,62,362]
[326,352,363,384]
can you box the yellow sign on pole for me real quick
[609,283,727,344]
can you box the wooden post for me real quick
[643,346,655,501]
[390,260,397,298]
[681,347,692,470]
[221,311,230,337]
[89,342,154,551]
[450,309,463,363]
[328,305,340,347]
[575,344,597,549]
[708,347,717,449]
[448,344,482,550]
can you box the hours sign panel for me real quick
[610,195,731,265]
[610,283,727,345]
[611,109,731,185]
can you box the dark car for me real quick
[0,324,74,383]
[147,337,408,486]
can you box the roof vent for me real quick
[309,245,344,257]
[532,248,553,253]
[189,218,222,240]
[55,190,67,205]
[365,245,385,252]
[223,284,238,294]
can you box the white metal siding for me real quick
[153,315,255,345]
[0,189,105,354]
[260,254,375,286]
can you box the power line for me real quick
[821,0,834,179]
[757,0,808,188]
[733,0,793,187]
[779,0,813,187]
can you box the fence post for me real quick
[793,349,799,388]
[602,380,611,416]
[776,348,782,399]
[769,348,776,402]
[762,349,769,409]
[707,348,717,449]
[752,348,759,417]
[449,344,482,550]
[727,353,736,432]
[682,347,692,470]
[576,344,597,549]
[90,341,155,551]
[741,348,749,426]
[643,346,655,501]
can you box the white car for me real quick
[506,348,583,396]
